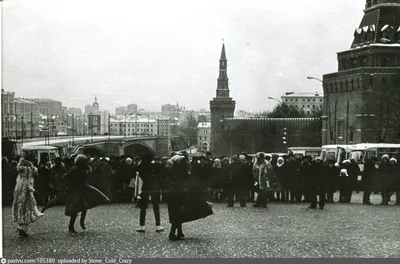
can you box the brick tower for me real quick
[210,44,236,155]
[322,0,400,144]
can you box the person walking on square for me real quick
[65,155,110,234]
[136,154,164,233]
[12,158,44,238]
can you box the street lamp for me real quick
[307,76,323,83]
[268,97,282,105]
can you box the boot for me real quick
[80,211,87,230]
[16,228,29,238]
[177,224,185,238]
[69,216,78,234]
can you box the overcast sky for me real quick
[3,0,365,114]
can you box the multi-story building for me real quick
[161,104,179,118]
[115,106,128,115]
[127,104,138,114]
[197,122,211,152]
[281,92,323,115]
[322,0,400,145]
[156,118,171,137]
[67,107,82,117]
[2,90,15,138]
[14,98,40,139]
[24,98,63,117]
[210,44,236,156]
[109,116,170,137]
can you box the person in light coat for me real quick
[12,158,44,238]
[253,153,273,208]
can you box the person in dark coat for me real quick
[362,158,377,205]
[166,154,189,240]
[136,154,164,233]
[307,157,326,209]
[338,167,350,203]
[274,157,288,202]
[300,156,314,203]
[378,155,391,205]
[348,159,361,202]
[389,158,400,205]
[166,153,213,241]
[227,155,247,207]
[65,154,109,234]
[325,161,338,203]
[2,157,11,205]
[36,159,51,205]
[288,157,302,203]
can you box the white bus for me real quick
[320,145,354,164]
[287,147,322,160]
[348,143,400,172]
[22,145,60,165]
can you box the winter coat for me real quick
[12,159,43,225]
[50,163,67,191]
[377,163,391,190]
[253,160,273,190]
[64,165,109,216]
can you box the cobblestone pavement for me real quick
[2,193,400,258]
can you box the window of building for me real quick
[307,99,310,102]
[349,131,354,142]
[313,99,315,102]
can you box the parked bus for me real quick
[287,147,322,160]
[22,145,60,165]
[349,143,400,172]
[320,145,353,164]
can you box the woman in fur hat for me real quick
[12,158,44,237]
[65,154,110,234]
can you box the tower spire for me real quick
[216,43,229,98]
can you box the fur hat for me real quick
[390,158,397,164]
[126,158,133,165]
[75,154,89,168]
[340,169,348,176]
[381,154,390,161]
[343,160,351,164]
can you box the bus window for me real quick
[326,152,336,161]
[349,151,364,163]
[365,149,377,161]
[40,153,49,164]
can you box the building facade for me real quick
[197,122,211,152]
[127,104,138,114]
[109,116,170,137]
[116,106,128,115]
[281,92,323,115]
[322,0,400,145]
[210,44,236,156]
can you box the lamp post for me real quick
[268,97,283,105]
[307,76,323,83]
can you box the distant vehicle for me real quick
[349,143,400,172]
[287,147,322,160]
[1,139,22,161]
[22,145,60,166]
[320,145,354,164]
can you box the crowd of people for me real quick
[3,151,400,209]
[3,150,400,239]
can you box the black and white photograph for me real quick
[1,0,400,260]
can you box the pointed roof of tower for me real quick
[220,43,226,60]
